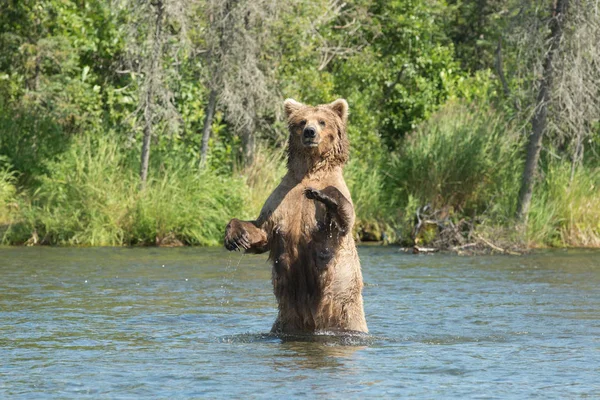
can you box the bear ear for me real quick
[328,99,349,123]
[284,98,304,118]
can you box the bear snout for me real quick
[302,125,320,147]
[303,126,317,139]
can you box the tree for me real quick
[0,0,117,183]
[515,0,568,221]
[139,0,165,187]
[199,89,217,167]
[551,0,600,182]
[350,0,460,149]
[199,0,283,168]
[122,0,190,187]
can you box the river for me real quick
[1,246,598,398]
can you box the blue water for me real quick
[1,247,599,398]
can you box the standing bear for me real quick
[224,98,368,334]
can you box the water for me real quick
[1,246,599,398]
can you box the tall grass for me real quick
[385,101,523,216]
[376,100,600,248]
[527,163,600,247]
[4,136,248,246]
[0,167,18,237]
[2,102,598,249]
[345,158,395,240]
[241,145,287,218]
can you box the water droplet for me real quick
[84,280,88,283]
[162,265,165,268]
[185,278,188,281]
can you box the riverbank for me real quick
[2,168,598,251]
[2,103,599,249]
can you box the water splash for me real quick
[217,330,375,346]
[220,250,245,306]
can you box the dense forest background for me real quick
[0,0,598,249]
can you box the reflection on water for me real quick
[1,246,599,398]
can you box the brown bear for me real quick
[224,98,368,334]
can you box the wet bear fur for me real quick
[224,98,368,334]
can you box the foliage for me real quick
[0,163,18,230]
[527,163,600,247]
[330,0,462,150]
[385,101,522,215]
[0,103,69,185]
[0,0,599,248]
[4,136,247,246]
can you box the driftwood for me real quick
[412,246,439,254]
[474,234,521,256]
[411,205,524,256]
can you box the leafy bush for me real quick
[345,157,393,241]
[0,103,69,185]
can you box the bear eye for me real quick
[299,119,306,127]
[319,120,326,127]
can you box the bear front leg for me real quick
[304,186,354,235]
[224,218,268,253]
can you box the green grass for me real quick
[0,166,18,236]
[241,145,287,219]
[527,162,600,247]
[3,136,248,246]
[2,101,599,249]
[384,101,523,215]
[345,157,396,241]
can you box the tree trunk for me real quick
[199,89,217,168]
[139,0,164,189]
[495,37,510,98]
[515,0,568,221]
[569,130,584,184]
[140,101,153,187]
[241,117,256,168]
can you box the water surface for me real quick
[1,247,599,398]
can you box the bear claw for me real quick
[304,187,319,200]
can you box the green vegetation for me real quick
[2,136,247,246]
[0,0,598,249]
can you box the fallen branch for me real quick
[412,246,438,254]
[451,242,478,251]
[475,234,521,255]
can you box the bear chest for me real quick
[271,185,330,239]
[269,185,337,276]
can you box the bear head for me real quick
[284,98,350,170]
